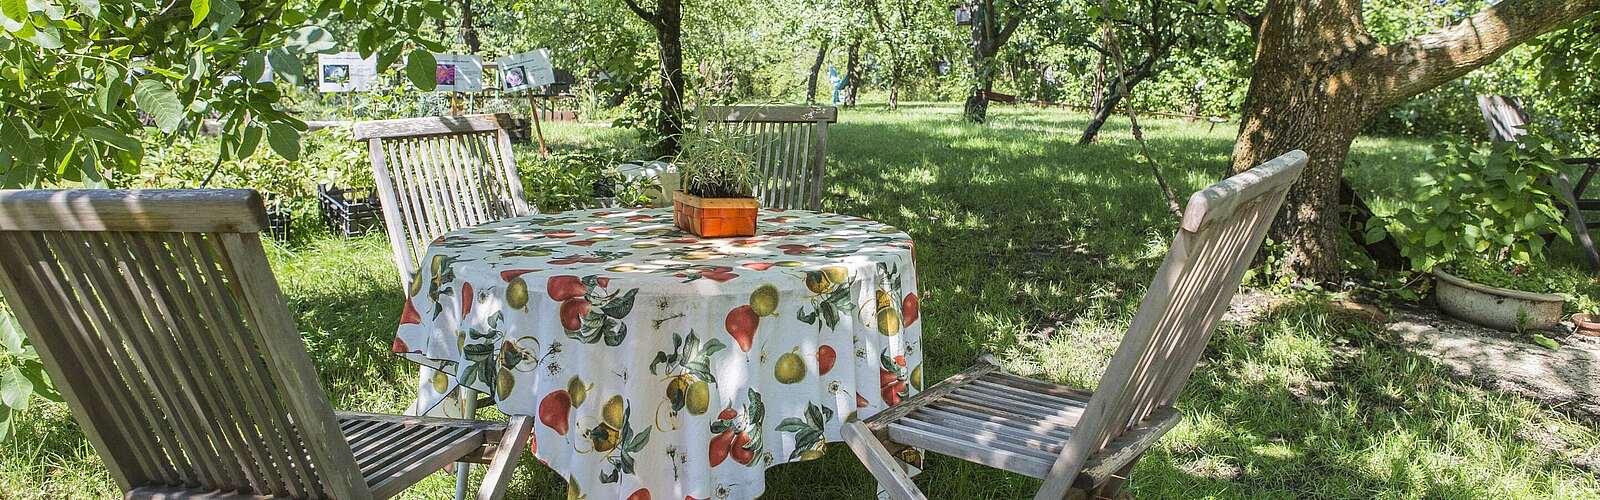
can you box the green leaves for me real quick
[406,50,437,91]
[1372,130,1573,276]
[266,123,300,161]
[241,52,266,82]
[133,79,183,133]
[205,0,240,34]
[0,0,26,26]
[267,47,304,84]
[1,309,56,442]
[287,26,337,54]
[189,0,208,28]
[80,127,143,156]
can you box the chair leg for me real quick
[477,416,533,500]
[455,387,480,500]
[1089,456,1140,500]
[842,421,927,500]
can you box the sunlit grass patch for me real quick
[1,104,1594,499]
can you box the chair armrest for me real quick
[1071,406,1182,490]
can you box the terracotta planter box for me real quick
[674,192,758,238]
[1434,269,1564,332]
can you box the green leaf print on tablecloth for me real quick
[550,274,640,346]
[650,331,726,417]
[777,402,834,461]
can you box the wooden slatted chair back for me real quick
[353,114,533,281]
[1478,95,1530,142]
[1034,151,1309,499]
[0,189,370,500]
[699,105,837,210]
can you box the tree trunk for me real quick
[964,88,991,123]
[843,38,862,107]
[652,0,685,158]
[1229,0,1600,283]
[460,0,479,53]
[1077,79,1121,144]
[964,2,990,123]
[1089,49,1105,109]
[806,40,830,105]
[1078,66,1151,144]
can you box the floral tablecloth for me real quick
[391,208,924,500]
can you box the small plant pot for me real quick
[1433,269,1564,332]
[673,192,758,238]
[1571,313,1600,337]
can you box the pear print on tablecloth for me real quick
[390,208,921,499]
[797,266,854,332]
[650,330,726,426]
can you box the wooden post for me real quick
[527,93,550,158]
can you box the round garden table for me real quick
[390,207,924,500]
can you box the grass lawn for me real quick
[3,103,1598,498]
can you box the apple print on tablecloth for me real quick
[674,264,739,283]
[709,388,767,468]
[391,209,922,500]
[649,330,726,427]
[879,348,919,406]
[493,337,559,399]
[549,274,639,346]
[776,402,834,461]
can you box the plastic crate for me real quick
[262,194,292,241]
[317,184,384,237]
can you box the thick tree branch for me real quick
[1362,0,1600,104]
[992,1,1027,51]
[619,0,661,27]
[1230,7,1259,35]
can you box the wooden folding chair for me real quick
[352,113,535,280]
[844,151,1309,500]
[0,189,532,500]
[1477,95,1600,270]
[353,114,539,494]
[699,105,837,210]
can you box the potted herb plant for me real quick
[1367,131,1572,332]
[672,128,763,237]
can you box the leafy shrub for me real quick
[518,146,642,212]
[0,302,59,441]
[1365,132,1572,291]
[118,128,369,243]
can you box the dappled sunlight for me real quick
[6,105,1595,499]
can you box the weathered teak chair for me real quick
[351,116,534,393]
[353,113,535,280]
[1477,95,1600,270]
[844,150,1310,500]
[699,105,837,210]
[0,189,532,500]
[353,113,537,494]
